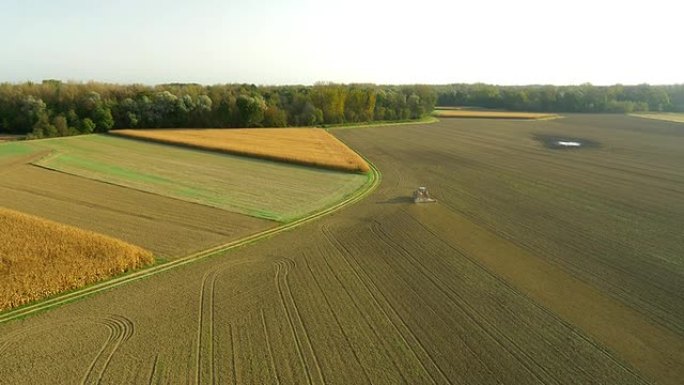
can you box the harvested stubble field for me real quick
[1,115,682,385]
[0,207,153,311]
[26,135,368,222]
[111,127,370,172]
[433,108,559,120]
[631,112,684,123]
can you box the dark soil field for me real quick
[0,115,682,385]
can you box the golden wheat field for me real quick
[0,208,153,311]
[433,109,559,120]
[111,128,370,172]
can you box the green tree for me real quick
[80,118,96,134]
[236,94,266,127]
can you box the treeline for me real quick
[0,81,436,138]
[435,83,684,113]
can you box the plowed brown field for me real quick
[1,115,682,385]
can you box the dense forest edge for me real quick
[435,83,684,113]
[1,81,682,139]
[0,82,436,138]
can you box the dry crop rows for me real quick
[111,128,370,172]
[0,208,153,311]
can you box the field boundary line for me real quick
[0,146,380,324]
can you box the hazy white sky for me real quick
[1,0,681,85]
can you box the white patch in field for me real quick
[557,141,581,147]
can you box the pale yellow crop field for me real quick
[111,128,370,172]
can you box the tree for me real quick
[236,94,266,127]
[52,115,72,136]
[80,118,96,134]
[311,84,346,124]
[0,81,534,138]
[92,106,114,132]
[407,94,423,119]
[263,106,287,127]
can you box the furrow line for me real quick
[229,323,237,385]
[210,271,217,385]
[261,308,282,385]
[322,225,440,385]
[304,257,374,385]
[370,220,557,385]
[147,354,159,385]
[195,271,211,385]
[319,227,411,385]
[367,222,497,379]
[274,260,314,385]
[405,212,648,382]
[280,258,326,385]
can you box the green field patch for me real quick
[0,142,35,158]
[29,135,368,222]
[49,154,175,185]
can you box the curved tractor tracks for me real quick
[0,153,381,325]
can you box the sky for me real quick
[0,0,681,86]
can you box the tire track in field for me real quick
[321,225,446,385]
[229,323,237,385]
[195,260,253,385]
[195,270,218,385]
[318,228,412,385]
[303,257,374,385]
[274,258,326,385]
[368,219,558,385]
[261,308,282,385]
[81,315,135,385]
[147,354,159,385]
